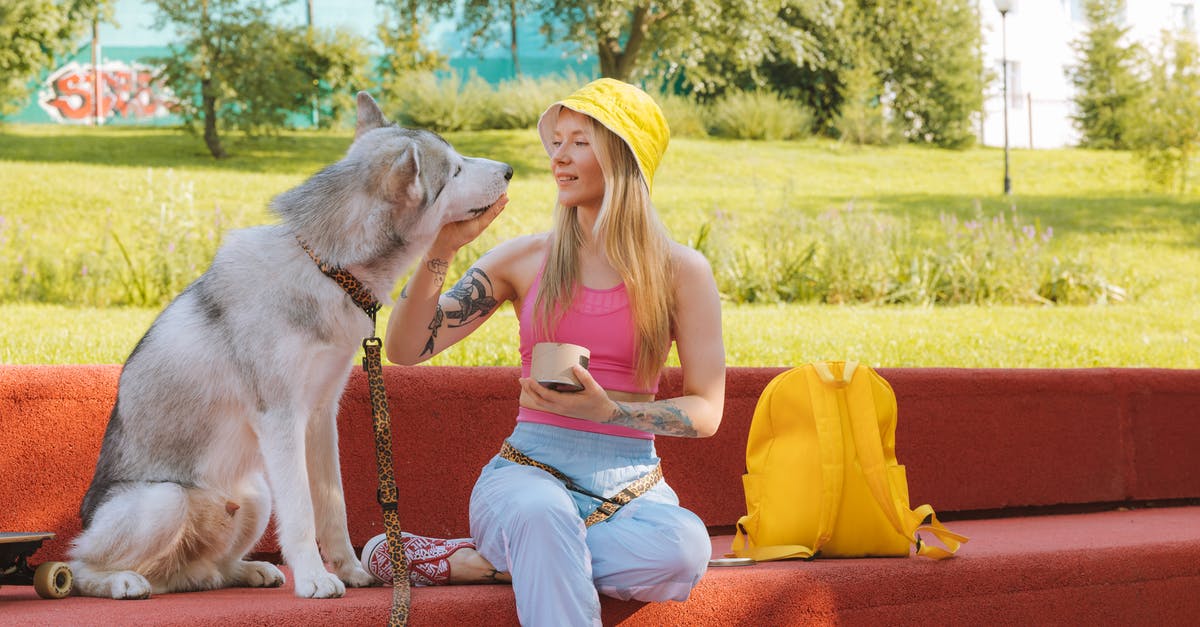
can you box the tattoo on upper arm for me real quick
[609,400,698,437]
[418,267,496,356]
[445,268,497,328]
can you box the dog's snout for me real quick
[503,165,513,181]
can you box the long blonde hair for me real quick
[536,117,675,388]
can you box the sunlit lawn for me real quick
[1,124,1197,367]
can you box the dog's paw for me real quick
[237,561,286,588]
[293,570,346,599]
[336,562,376,588]
[109,571,152,600]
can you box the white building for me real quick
[979,0,1199,149]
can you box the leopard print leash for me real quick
[298,236,410,626]
[498,440,664,527]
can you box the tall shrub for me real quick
[833,40,891,145]
[1065,0,1145,149]
[1133,31,1200,193]
[708,90,812,141]
[857,0,984,148]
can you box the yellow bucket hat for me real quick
[537,78,670,194]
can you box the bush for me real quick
[698,203,1126,306]
[657,92,709,138]
[385,73,831,143]
[708,90,812,140]
[481,73,582,130]
[388,70,492,132]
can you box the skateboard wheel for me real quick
[33,561,72,599]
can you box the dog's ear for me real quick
[355,91,389,139]
[385,145,424,205]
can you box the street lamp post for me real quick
[994,0,1014,195]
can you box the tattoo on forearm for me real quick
[421,304,444,356]
[608,400,698,437]
[445,268,497,328]
[427,258,449,287]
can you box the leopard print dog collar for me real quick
[295,235,382,321]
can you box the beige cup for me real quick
[531,342,591,393]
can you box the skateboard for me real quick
[0,532,73,599]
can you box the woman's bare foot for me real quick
[447,547,511,584]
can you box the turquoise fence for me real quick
[9,44,595,127]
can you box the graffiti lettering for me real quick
[37,62,178,124]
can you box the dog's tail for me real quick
[71,482,245,585]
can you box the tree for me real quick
[151,0,368,158]
[296,26,372,129]
[0,0,110,117]
[856,0,984,148]
[455,0,538,77]
[726,1,982,145]
[1133,30,1200,193]
[732,1,850,136]
[536,0,826,94]
[375,0,451,108]
[375,0,451,75]
[1066,0,1144,149]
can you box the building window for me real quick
[1171,3,1196,32]
[1064,0,1087,23]
[1066,0,1129,25]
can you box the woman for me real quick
[378,78,725,624]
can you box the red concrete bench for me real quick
[3,365,1199,625]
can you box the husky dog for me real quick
[69,92,511,600]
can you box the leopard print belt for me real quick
[499,440,664,527]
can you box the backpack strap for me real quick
[842,364,968,559]
[808,362,849,551]
[729,529,817,561]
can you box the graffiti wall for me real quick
[37,61,178,125]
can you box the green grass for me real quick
[2,124,1198,367]
[4,301,1195,368]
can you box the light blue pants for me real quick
[469,422,711,627]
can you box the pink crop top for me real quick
[517,261,663,440]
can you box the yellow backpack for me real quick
[731,361,967,561]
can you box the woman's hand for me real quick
[518,364,616,423]
[430,193,508,256]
